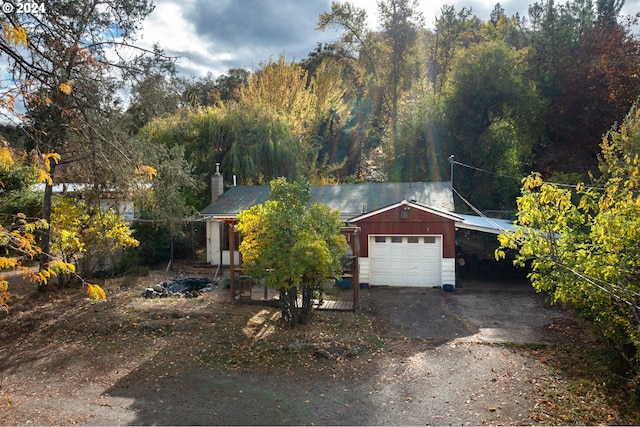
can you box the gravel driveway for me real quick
[102,279,567,425]
[363,279,565,344]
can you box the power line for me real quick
[451,159,522,181]
[557,262,640,311]
[449,158,606,191]
[452,187,513,233]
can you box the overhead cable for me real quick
[450,159,606,191]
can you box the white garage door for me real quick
[368,235,442,287]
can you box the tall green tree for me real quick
[213,68,251,103]
[483,5,527,47]
[317,2,388,179]
[126,45,181,133]
[132,139,200,269]
[429,5,477,96]
[318,1,427,181]
[443,40,546,210]
[378,0,424,158]
[237,178,348,327]
[317,2,372,65]
[391,90,449,182]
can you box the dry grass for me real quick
[1,267,640,424]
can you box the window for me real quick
[424,236,436,244]
[400,210,409,219]
[391,236,403,243]
[374,236,386,243]
[408,236,419,243]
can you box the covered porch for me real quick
[225,220,361,312]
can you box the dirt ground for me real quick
[0,268,635,425]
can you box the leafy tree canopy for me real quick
[51,197,139,283]
[237,177,349,326]
[497,100,640,363]
[443,39,546,210]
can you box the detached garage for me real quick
[349,200,462,287]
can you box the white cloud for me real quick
[139,0,340,77]
[139,0,224,75]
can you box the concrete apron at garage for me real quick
[361,279,569,344]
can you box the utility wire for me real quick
[450,159,606,191]
[557,262,640,311]
[452,187,513,234]
[451,159,522,181]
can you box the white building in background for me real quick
[31,183,141,222]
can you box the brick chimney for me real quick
[211,163,224,203]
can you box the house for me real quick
[199,166,516,288]
[32,183,138,222]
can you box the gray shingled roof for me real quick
[199,181,454,221]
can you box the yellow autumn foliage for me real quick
[0,146,15,170]
[2,24,27,46]
[59,81,73,95]
[33,151,60,185]
[87,284,106,301]
[0,257,18,270]
[0,278,8,313]
[134,164,157,180]
[0,94,15,113]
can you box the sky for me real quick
[136,0,639,79]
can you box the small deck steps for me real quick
[236,285,354,311]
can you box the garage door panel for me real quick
[369,235,442,287]
[388,259,405,270]
[405,267,423,286]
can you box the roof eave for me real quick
[349,199,462,223]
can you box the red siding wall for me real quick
[354,205,456,258]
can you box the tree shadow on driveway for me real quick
[100,278,567,426]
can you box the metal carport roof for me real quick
[456,214,518,235]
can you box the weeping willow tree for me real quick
[222,104,304,184]
[142,107,229,182]
[142,54,354,185]
[240,56,314,136]
[234,55,352,183]
[143,103,305,185]
[223,56,311,183]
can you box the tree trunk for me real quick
[279,287,298,326]
[279,285,314,327]
[299,284,314,325]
